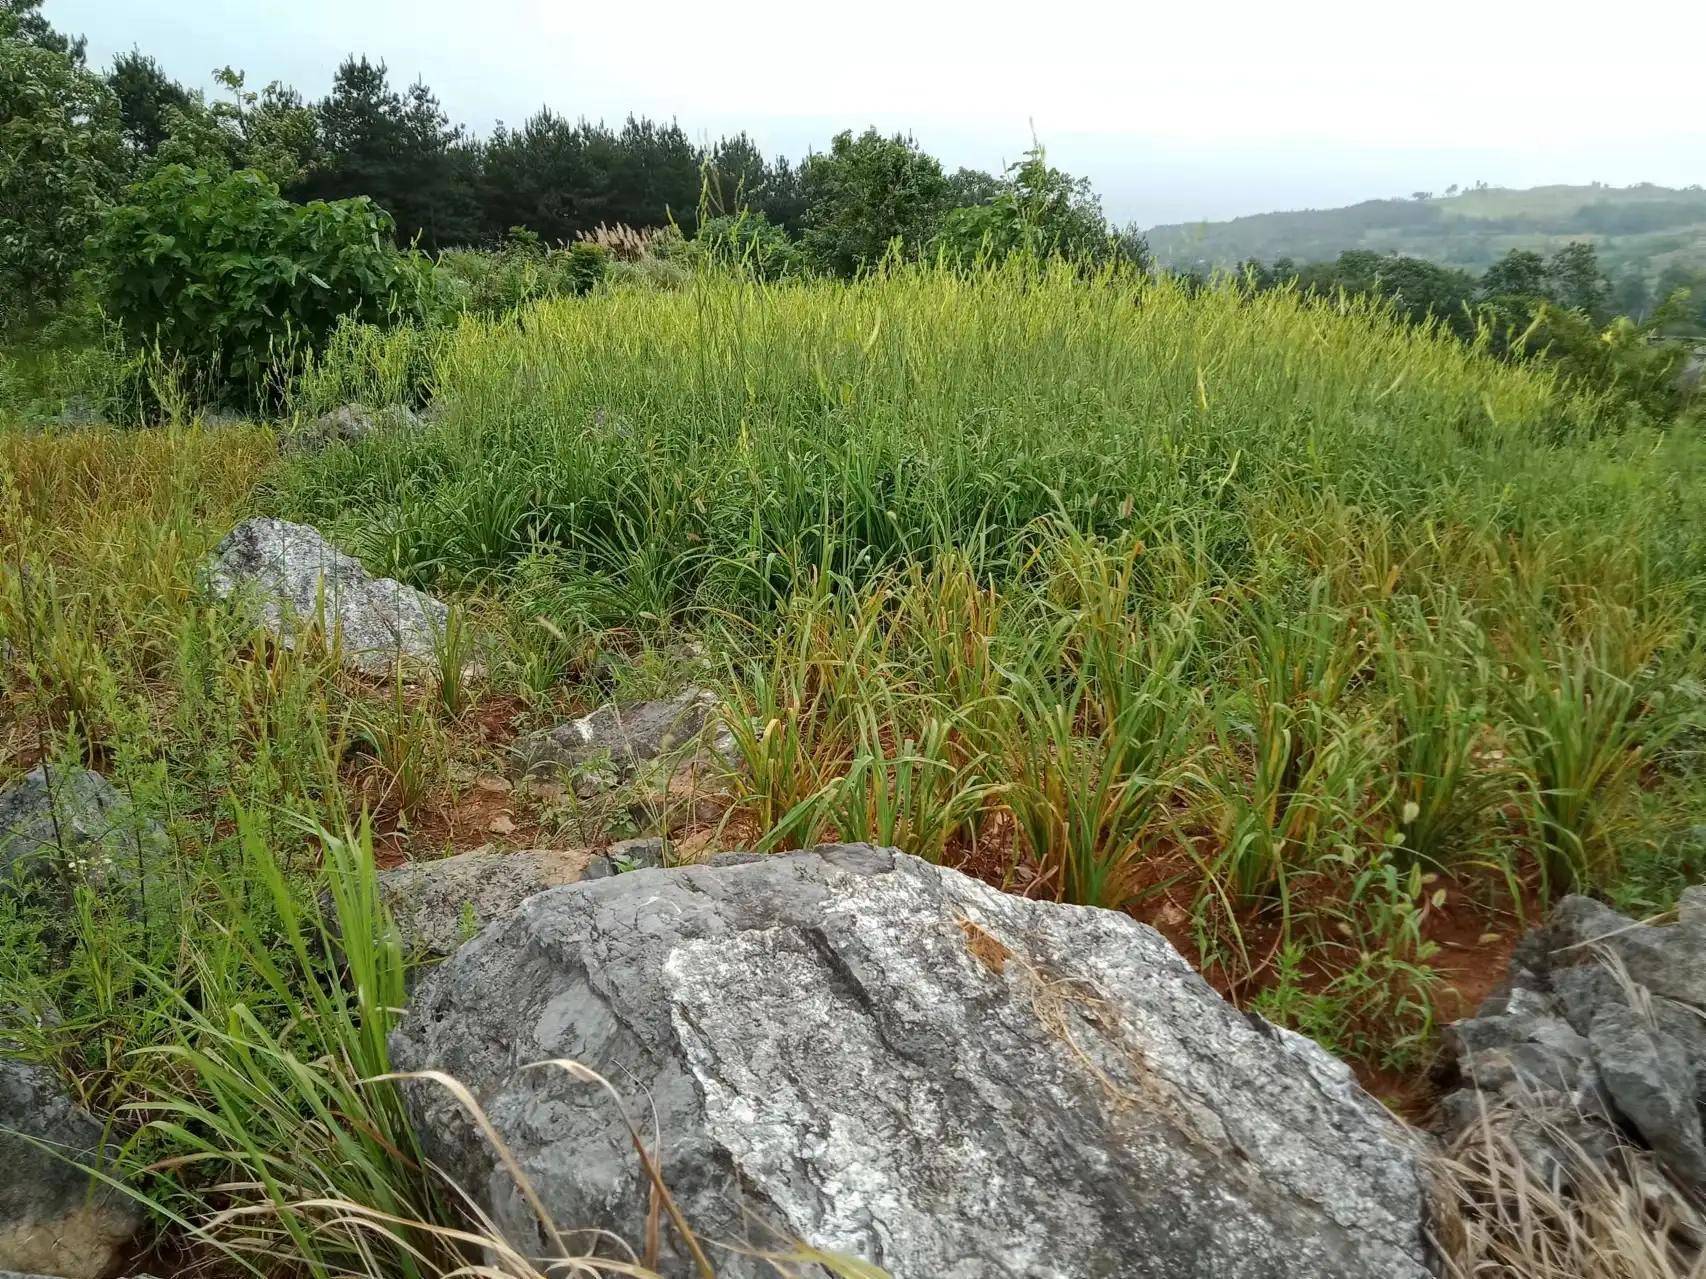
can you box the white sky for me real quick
[50,0,1706,226]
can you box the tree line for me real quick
[2,0,1151,320]
[2,0,1697,421]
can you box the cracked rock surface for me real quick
[392,845,1433,1278]
[1441,890,1706,1196]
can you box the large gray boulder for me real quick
[392,845,1435,1278]
[0,767,167,912]
[375,847,591,959]
[1,1024,142,1278]
[206,518,449,677]
[1441,889,1706,1195]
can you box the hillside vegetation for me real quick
[8,4,1706,1275]
[1148,183,1706,284]
[11,262,1706,1085]
[7,231,1706,1279]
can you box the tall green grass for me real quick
[271,261,1706,1061]
[5,262,1706,1274]
[283,262,1681,602]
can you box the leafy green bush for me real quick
[0,36,123,324]
[1481,292,1698,423]
[800,128,951,277]
[88,165,440,404]
[934,148,1146,273]
[693,211,805,281]
[435,230,609,316]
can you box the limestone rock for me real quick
[516,688,731,797]
[0,766,167,913]
[205,518,449,677]
[1442,891,1706,1197]
[375,847,592,959]
[392,845,1435,1279]
[0,1056,142,1279]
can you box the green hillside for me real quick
[1147,183,1706,280]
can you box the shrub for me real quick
[88,165,440,404]
[694,212,804,281]
[1482,293,1699,423]
[435,231,609,317]
[935,147,1146,273]
[800,128,951,277]
[0,37,123,324]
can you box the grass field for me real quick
[4,261,1706,1271]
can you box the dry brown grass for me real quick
[1435,1108,1706,1278]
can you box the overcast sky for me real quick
[49,0,1706,227]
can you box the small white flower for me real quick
[1401,800,1420,825]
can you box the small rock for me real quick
[0,1045,143,1279]
[392,846,1435,1278]
[581,835,666,880]
[205,518,451,677]
[0,766,167,914]
[374,847,591,958]
[1677,882,1706,928]
[1589,1000,1706,1187]
[511,685,726,798]
[286,403,420,453]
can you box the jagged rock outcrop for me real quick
[392,845,1435,1278]
[205,518,449,677]
[0,766,167,914]
[1,1019,143,1279]
[1441,889,1706,1197]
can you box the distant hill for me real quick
[1145,184,1706,281]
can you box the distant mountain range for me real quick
[1145,184,1706,281]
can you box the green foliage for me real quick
[1237,237,1694,419]
[147,68,321,189]
[0,34,123,323]
[703,131,806,232]
[435,231,610,316]
[89,166,439,403]
[1479,248,1548,299]
[1483,294,1696,421]
[1479,242,1614,319]
[693,211,804,281]
[936,147,1149,272]
[946,165,1002,207]
[1546,241,1613,318]
[291,56,479,251]
[801,128,951,277]
[0,0,85,64]
[106,47,191,156]
[1276,250,1481,338]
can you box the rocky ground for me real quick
[5,498,1704,1277]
